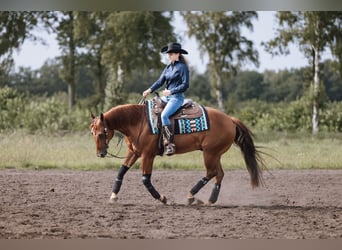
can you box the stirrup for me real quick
[165,143,175,156]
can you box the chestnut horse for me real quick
[90,103,264,205]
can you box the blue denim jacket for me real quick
[150,61,189,95]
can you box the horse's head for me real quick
[90,112,114,158]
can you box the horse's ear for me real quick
[100,113,104,122]
[90,111,95,120]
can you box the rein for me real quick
[138,96,146,105]
[104,96,147,159]
[136,96,147,146]
[106,133,126,159]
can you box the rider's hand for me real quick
[143,89,152,97]
[162,89,171,96]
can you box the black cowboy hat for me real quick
[161,42,188,54]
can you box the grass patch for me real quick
[0,130,341,170]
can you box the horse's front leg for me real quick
[141,155,167,205]
[109,150,138,203]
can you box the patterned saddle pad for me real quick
[146,99,210,135]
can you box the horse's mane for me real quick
[104,104,144,131]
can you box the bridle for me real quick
[91,117,126,159]
[90,96,147,159]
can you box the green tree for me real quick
[264,11,337,134]
[322,59,342,101]
[0,12,37,63]
[7,59,66,96]
[188,70,213,103]
[261,68,308,102]
[232,71,263,101]
[55,11,79,110]
[73,11,109,100]
[328,12,342,79]
[182,11,259,111]
[0,11,53,84]
[101,11,176,109]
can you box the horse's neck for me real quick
[105,104,144,135]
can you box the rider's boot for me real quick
[162,125,175,156]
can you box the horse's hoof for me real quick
[108,193,118,204]
[108,197,118,204]
[187,197,204,206]
[187,197,195,205]
[204,201,215,206]
[160,195,167,205]
[195,198,204,205]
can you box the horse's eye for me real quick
[98,133,106,140]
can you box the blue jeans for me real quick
[161,93,184,126]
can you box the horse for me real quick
[90,101,265,205]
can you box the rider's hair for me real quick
[179,54,188,68]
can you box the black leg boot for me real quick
[162,125,175,156]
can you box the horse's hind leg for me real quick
[207,161,224,205]
[188,153,225,205]
[187,176,211,205]
[187,152,221,205]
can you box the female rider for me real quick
[143,42,189,156]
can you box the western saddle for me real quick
[150,95,204,155]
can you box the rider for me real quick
[143,42,190,156]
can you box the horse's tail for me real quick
[230,116,264,188]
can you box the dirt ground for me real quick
[0,169,341,239]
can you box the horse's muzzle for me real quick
[97,150,107,158]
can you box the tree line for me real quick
[1,11,342,134]
[3,58,342,103]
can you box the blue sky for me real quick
[12,11,332,73]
